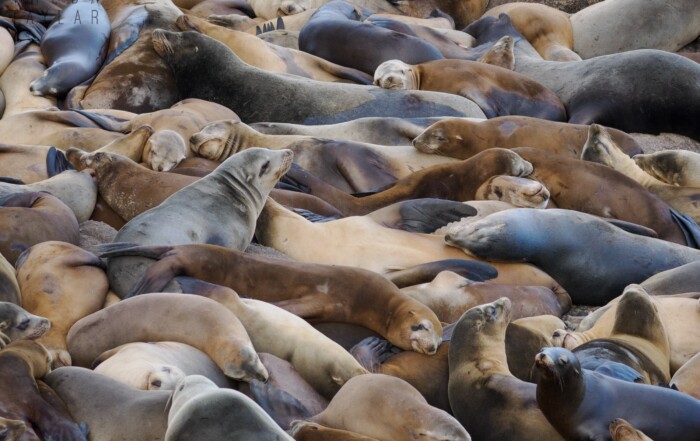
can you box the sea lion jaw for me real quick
[373,60,415,90]
[581,123,615,167]
[0,417,27,441]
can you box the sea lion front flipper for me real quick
[386,259,498,288]
[46,147,74,177]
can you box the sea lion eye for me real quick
[411,324,426,331]
[259,160,271,177]
[151,380,162,388]
[16,320,29,331]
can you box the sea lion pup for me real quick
[256,198,569,295]
[45,367,171,441]
[0,170,96,223]
[448,298,563,441]
[552,293,700,374]
[484,2,580,61]
[98,243,443,355]
[106,148,293,298]
[166,375,294,441]
[373,59,566,121]
[512,147,694,246]
[582,124,700,223]
[634,150,700,187]
[412,116,642,160]
[177,14,372,84]
[0,341,87,441]
[564,285,671,386]
[609,419,654,441]
[671,351,700,401]
[307,373,470,441]
[93,342,231,389]
[66,293,268,383]
[16,242,108,367]
[0,302,50,348]
[445,208,700,305]
[0,192,80,264]
[0,416,26,441]
[401,270,569,323]
[152,29,485,124]
[290,421,379,440]
[535,347,700,441]
[280,147,533,216]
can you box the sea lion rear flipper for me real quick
[398,198,478,233]
[386,259,498,288]
[72,109,132,133]
[669,208,700,249]
[248,379,312,430]
[46,147,75,177]
[606,219,658,238]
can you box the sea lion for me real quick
[29,0,110,97]
[106,148,292,297]
[298,1,445,75]
[98,243,444,356]
[484,2,580,61]
[374,59,566,121]
[552,294,700,374]
[290,421,379,440]
[412,116,642,160]
[513,147,692,246]
[670,351,700,401]
[570,0,700,58]
[477,35,515,69]
[166,375,295,441]
[0,341,87,441]
[308,373,470,440]
[609,419,654,441]
[640,261,700,297]
[0,44,56,117]
[177,14,372,84]
[15,242,109,367]
[279,147,532,216]
[0,302,50,347]
[0,416,26,441]
[0,144,74,184]
[0,253,20,304]
[45,366,171,441]
[401,270,569,323]
[448,298,563,441]
[66,293,268,382]
[475,175,550,209]
[152,29,485,123]
[535,347,700,441]
[445,208,700,305]
[582,124,700,223]
[256,198,569,295]
[0,192,80,264]
[93,341,231,389]
[505,314,566,382]
[634,150,700,188]
[393,0,487,29]
[0,170,97,223]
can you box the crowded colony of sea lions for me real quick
[0,0,699,439]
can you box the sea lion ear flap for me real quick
[606,219,658,238]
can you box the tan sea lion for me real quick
[582,124,700,223]
[66,293,268,382]
[412,116,643,160]
[448,298,563,440]
[15,242,109,367]
[0,192,80,264]
[610,419,655,441]
[634,150,700,188]
[308,373,470,440]
[374,58,566,120]
[0,44,56,117]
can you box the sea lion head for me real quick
[476,175,549,209]
[65,149,117,174]
[145,364,186,391]
[0,416,27,441]
[412,119,470,157]
[387,300,442,355]
[610,418,653,441]
[29,64,73,97]
[190,120,247,161]
[534,347,582,386]
[581,124,619,168]
[373,60,417,90]
[144,130,187,172]
[449,298,512,369]
[0,302,51,341]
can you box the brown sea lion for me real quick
[66,293,268,382]
[412,116,642,160]
[15,242,109,367]
[393,0,488,29]
[374,58,566,120]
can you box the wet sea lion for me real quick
[448,298,563,441]
[634,150,700,188]
[535,347,700,441]
[66,293,268,382]
[106,148,292,297]
[445,208,700,305]
[374,58,566,120]
[152,29,485,123]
